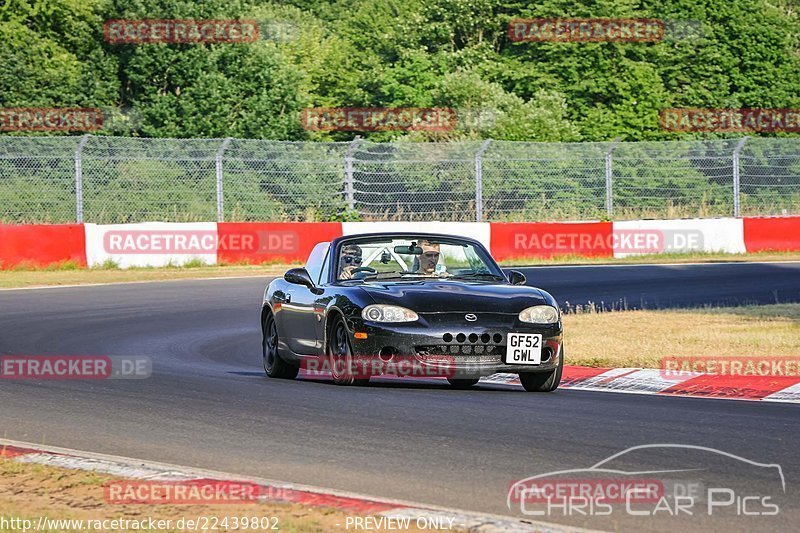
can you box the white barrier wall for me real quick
[76,218,751,268]
[342,222,491,250]
[84,222,218,268]
[612,218,746,258]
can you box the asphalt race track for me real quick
[517,261,800,309]
[1,262,799,531]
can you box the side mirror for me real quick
[508,270,527,286]
[285,267,316,289]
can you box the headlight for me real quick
[361,305,418,323]
[518,305,559,324]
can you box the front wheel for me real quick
[327,315,369,386]
[519,348,564,392]
[262,313,299,379]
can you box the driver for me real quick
[338,244,363,280]
[415,240,442,275]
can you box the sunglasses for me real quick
[343,255,363,265]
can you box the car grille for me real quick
[415,331,505,364]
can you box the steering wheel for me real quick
[351,266,377,274]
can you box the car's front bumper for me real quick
[346,312,563,378]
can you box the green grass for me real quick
[565,303,800,368]
[0,457,432,533]
[0,263,297,288]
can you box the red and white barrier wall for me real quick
[611,218,746,258]
[743,217,800,253]
[220,222,348,264]
[490,221,613,261]
[0,224,86,268]
[1,217,799,269]
[84,222,218,268]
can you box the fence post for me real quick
[732,137,749,217]
[215,137,233,222]
[74,134,91,223]
[475,139,492,222]
[604,137,622,217]
[344,136,362,212]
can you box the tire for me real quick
[519,348,564,392]
[446,377,480,389]
[327,315,369,386]
[262,313,299,379]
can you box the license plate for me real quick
[505,333,542,365]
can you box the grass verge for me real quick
[564,303,800,368]
[0,456,437,533]
[0,263,300,289]
[498,250,800,266]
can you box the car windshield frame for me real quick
[329,234,505,284]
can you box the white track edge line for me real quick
[561,384,800,403]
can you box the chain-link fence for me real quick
[0,135,797,223]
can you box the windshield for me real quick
[335,236,503,282]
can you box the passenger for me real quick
[415,240,441,275]
[338,244,363,280]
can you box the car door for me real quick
[282,242,329,355]
[282,286,318,354]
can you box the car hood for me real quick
[358,280,547,313]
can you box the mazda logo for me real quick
[464,314,477,322]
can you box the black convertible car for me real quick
[260,233,563,391]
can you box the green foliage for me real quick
[82,159,217,222]
[0,0,798,222]
[0,0,118,108]
[1,0,798,141]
